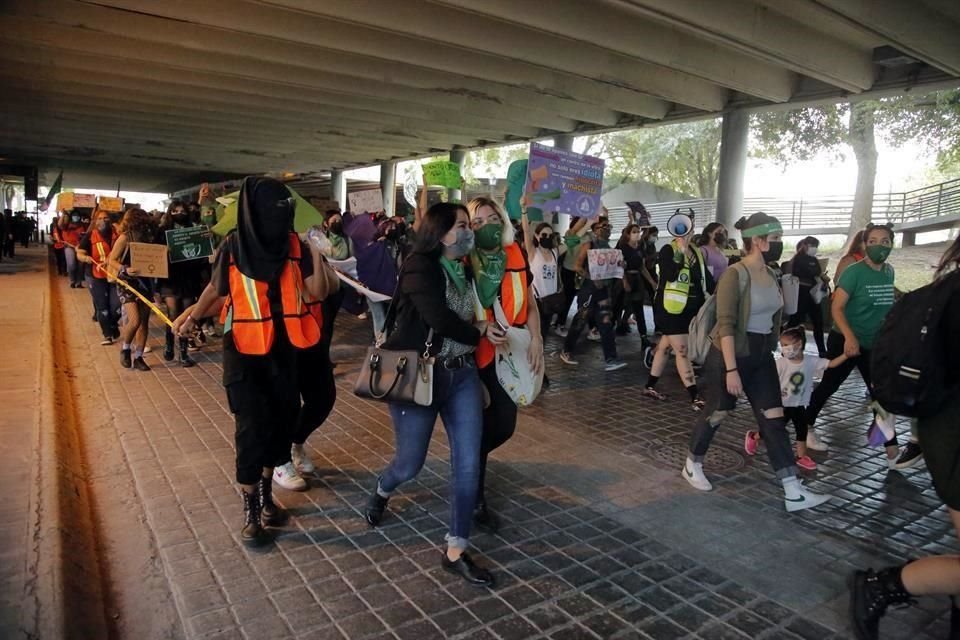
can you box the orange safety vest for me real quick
[475,242,529,369]
[219,234,321,355]
[89,228,113,279]
[304,294,325,342]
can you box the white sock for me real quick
[133,348,143,359]
[121,342,130,350]
[781,476,802,499]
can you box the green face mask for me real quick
[475,223,502,250]
[201,215,216,227]
[866,245,892,264]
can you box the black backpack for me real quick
[871,271,960,417]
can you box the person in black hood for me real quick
[173,177,339,547]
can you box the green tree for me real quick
[591,120,722,198]
[751,89,960,242]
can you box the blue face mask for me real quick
[443,228,474,258]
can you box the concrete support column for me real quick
[330,169,346,211]
[554,134,574,152]
[449,149,466,203]
[379,160,396,216]
[715,110,749,229]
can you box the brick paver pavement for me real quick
[52,274,957,640]
[0,249,48,639]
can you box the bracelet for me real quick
[724,368,738,374]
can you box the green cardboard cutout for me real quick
[505,159,543,221]
[210,186,324,236]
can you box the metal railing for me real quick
[606,177,960,233]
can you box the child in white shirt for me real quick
[744,326,847,470]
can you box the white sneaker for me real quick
[273,462,307,491]
[100,337,113,346]
[291,444,316,474]
[784,486,831,512]
[143,345,152,354]
[805,431,829,452]
[587,329,601,342]
[681,460,713,491]
[559,351,578,366]
[553,326,568,338]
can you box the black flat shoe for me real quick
[472,501,500,535]
[365,492,389,527]
[120,348,132,369]
[132,357,151,372]
[442,551,495,588]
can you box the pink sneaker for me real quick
[796,455,817,471]
[744,431,760,456]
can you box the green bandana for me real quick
[475,223,503,250]
[440,256,467,293]
[327,233,348,260]
[469,248,506,309]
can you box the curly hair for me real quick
[120,208,156,243]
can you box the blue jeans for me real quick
[379,362,483,549]
[64,247,82,286]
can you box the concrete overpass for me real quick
[1,0,959,197]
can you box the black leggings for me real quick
[784,406,809,442]
[806,330,896,446]
[477,364,517,503]
[789,285,826,355]
[560,267,578,325]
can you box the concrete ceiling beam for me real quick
[811,0,960,76]
[78,0,672,119]
[255,0,729,111]
[0,16,580,133]
[0,103,474,154]
[607,0,875,93]
[0,78,516,144]
[11,0,621,128]
[430,0,795,102]
[0,134,356,175]
[0,43,545,140]
[0,120,412,163]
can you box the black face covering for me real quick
[235,177,295,282]
[763,240,784,264]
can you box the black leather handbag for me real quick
[353,330,434,406]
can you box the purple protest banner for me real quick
[523,142,605,219]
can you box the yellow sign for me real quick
[98,196,124,212]
[129,242,169,279]
[57,192,73,211]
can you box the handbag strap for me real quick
[374,257,436,357]
[368,356,407,399]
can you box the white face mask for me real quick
[781,344,803,360]
[807,247,818,257]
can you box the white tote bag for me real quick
[491,299,543,407]
[780,274,800,316]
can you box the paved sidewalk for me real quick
[0,248,48,639]
[55,276,956,640]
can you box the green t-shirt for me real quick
[835,260,895,348]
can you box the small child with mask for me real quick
[744,326,848,469]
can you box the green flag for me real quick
[43,170,63,211]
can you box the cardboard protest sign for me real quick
[626,201,651,227]
[587,248,624,281]
[129,242,169,278]
[165,226,214,263]
[402,167,419,208]
[524,142,605,219]
[422,160,462,190]
[74,193,96,208]
[57,192,73,211]
[347,188,383,214]
[309,198,339,213]
[98,196,124,212]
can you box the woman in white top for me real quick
[521,210,559,340]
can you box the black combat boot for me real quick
[258,475,288,527]
[178,337,195,368]
[240,488,268,547]
[849,565,915,640]
[163,329,175,361]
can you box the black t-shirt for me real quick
[211,234,315,385]
[619,243,645,272]
[790,253,822,287]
